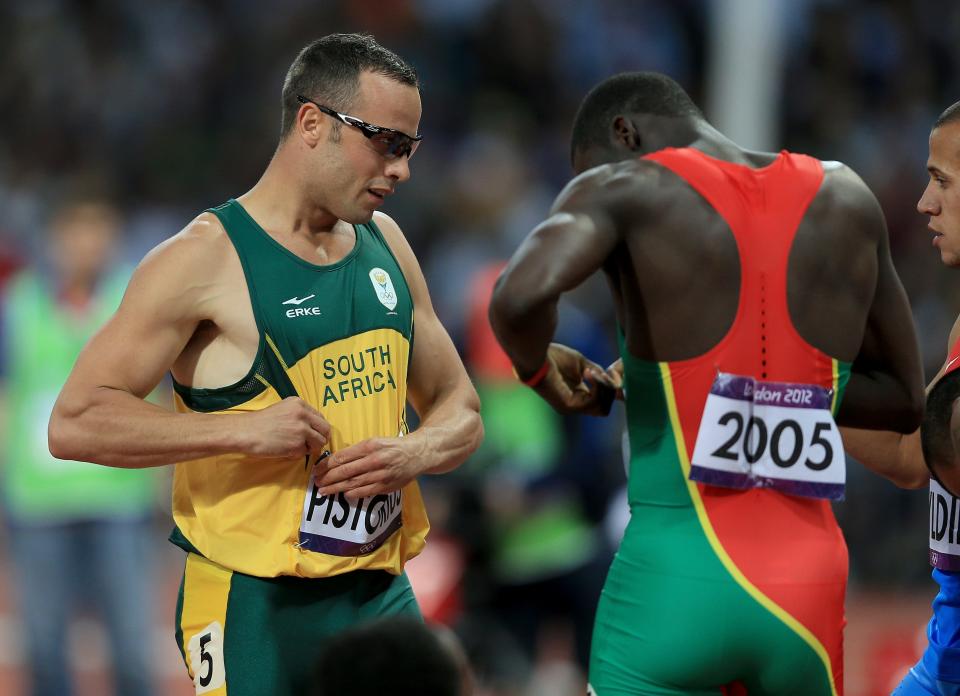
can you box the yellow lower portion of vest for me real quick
[172,329,429,578]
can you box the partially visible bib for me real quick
[931,478,960,571]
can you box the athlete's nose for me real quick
[918,182,940,216]
[384,156,411,184]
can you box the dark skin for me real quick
[490,112,925,466]
[843,120,960,497]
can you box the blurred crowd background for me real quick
[0,0,957,694]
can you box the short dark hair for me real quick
[570,71,701,161]
[935,101,960,130]
[312,617,461,696]
[280,33,418,138]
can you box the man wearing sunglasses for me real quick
[48,33,482,696]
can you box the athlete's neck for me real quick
[687,123,776,169]
[239,151,344,241]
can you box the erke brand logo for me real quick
[283,294,321,318]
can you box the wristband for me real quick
[515,360,550,388]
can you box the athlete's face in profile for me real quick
[919,121,960,267]
[314,71,422,224]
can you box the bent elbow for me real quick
[489,274,546,337]
[47,415,72,461]
[47,408,86,462]
[902,391,925,434]
[471,410,485,455]
[907,380,926,429]
[881,384,924,434]
[897,469,931,490]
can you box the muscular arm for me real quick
[385,213,483,474]
[49,217,329,468]
[837,175,926,486]
[841,341,956,493]
[835,172,925,433]
[489,170,622,376]
[315,213,482,497]
[841,360,953,490]
[489,167,628,413]
[841,423,927,489]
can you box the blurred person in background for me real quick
[47,33,481,696]
[490,72,924,695]
[0,194,157,696]
[450,262,618,694]
[844,101,960,696]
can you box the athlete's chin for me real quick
[941,248,960,268]
[340,208,375,225]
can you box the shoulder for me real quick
[948,314,960,354]
[815,160,885,236]
[551,159,678,222]
[137,212,232,276]
[371,211,417,264]
[371,212,430,300]
[554,160,664,209]
[818,161,879,209]
[122,212,235,318]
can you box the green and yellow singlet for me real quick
[169,200,428,579]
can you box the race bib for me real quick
[298,473,402,556]
[689,373,845,500]
[188,621,226,694]
[930,478,960,570]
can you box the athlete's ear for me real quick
[297,102,326,148]
[612,115,641,152]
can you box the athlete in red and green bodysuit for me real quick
[490,72,925,695]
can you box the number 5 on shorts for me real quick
[188,621,226,694]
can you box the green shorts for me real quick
[174,552,421,695]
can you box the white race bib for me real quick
[298,473,402,556]
[689,373,845,500]
[930,478,960,570]
[188,622,226,694]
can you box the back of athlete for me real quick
[594,148,853,695]
[490,73,924,695]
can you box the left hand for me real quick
[533,343,618,416]
[313,435,425,499]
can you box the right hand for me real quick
[599,358,625,401]
[242,397,331,459]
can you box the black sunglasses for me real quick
[296,95,422,160]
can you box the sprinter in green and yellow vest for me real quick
[48,34,482,696]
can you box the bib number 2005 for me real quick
[689,373,845,500]
[710,411,833,471]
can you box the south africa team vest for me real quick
[170,200,429,578]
